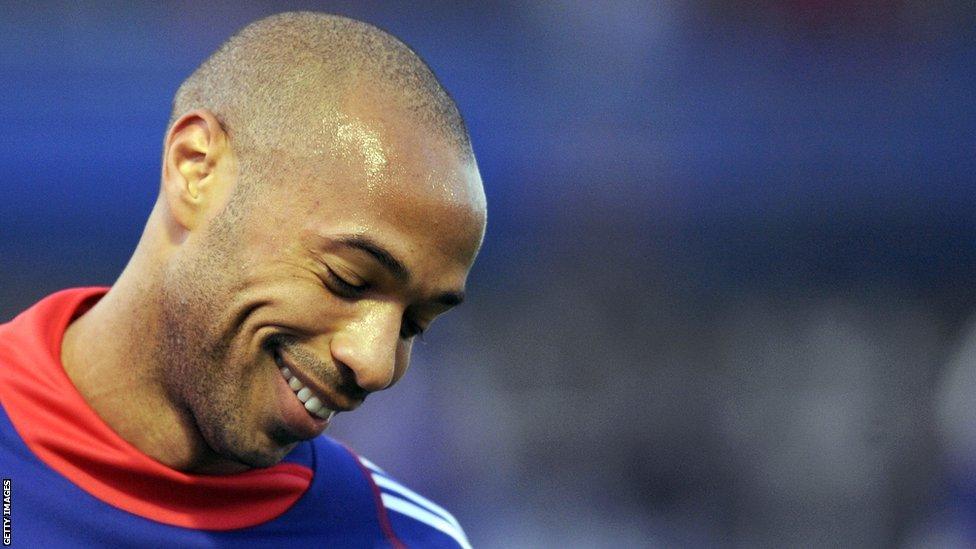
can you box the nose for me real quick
[329,303,402,392]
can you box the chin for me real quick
[232,449,288,469]
[197,416,296,471]
[230,428,303,468]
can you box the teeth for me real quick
[312,406,335,420]
[305,396,323,412]
[278,366,335,421]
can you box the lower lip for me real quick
[273,354,331,439]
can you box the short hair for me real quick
[169,11,472,161]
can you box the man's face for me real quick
[158,102,486,469]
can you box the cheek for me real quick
[260,279,354,335]
[391,343,412,385]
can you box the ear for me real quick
[161,109,236,231]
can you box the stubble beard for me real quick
[157,231,288,471]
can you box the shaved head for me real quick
[61,10,486,476]
[169,11,472,189]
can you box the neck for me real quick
[60,213,247,475]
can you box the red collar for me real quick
[0,288,313,530]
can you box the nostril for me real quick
[333,358,354,384]
[333,358,368,400]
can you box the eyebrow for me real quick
[333,234,466,306]
[335,234,410,282]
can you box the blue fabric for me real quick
[0,403,408,547]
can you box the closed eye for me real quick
[400,316,426,340]
[325,267,368,299]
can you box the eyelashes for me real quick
[400,319,425,340]
[325,267,368,298]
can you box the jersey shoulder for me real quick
[319,438,471,549]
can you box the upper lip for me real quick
[274,348,361,413]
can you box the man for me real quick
[0,11,484,547]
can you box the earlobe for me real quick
[161,110,231,231]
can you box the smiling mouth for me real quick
[273,351,337,421]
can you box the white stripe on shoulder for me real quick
[371,473,462,532]
[358,456,386,474]
[381,493,472,549]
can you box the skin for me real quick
[60,92,486,475]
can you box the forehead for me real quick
[259,100,485,276]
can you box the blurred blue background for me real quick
[2,1,976,546]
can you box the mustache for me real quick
[265,333,368,401]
